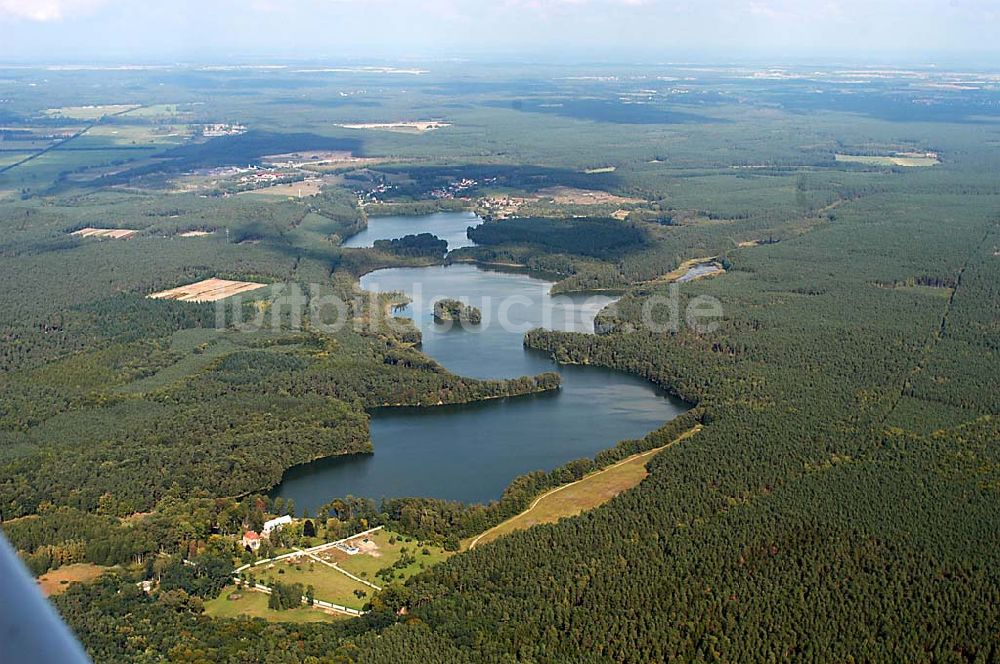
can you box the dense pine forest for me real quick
[0,62,998,662]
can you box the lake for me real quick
[341,210,481,251]
[272,213,688,510]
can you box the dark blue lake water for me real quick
[272,213,687,509]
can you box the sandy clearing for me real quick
[149,278,268,303]
[261,151,364,167]
[37,563,107,596]
[535,186,641,206]
[835,152,940,167]
[336,121,450,133]
[71,227,139,239]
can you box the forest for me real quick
[0,62,998,663]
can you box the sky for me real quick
[2,0,1000,64]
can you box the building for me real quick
[262,515,293,537]
[241,531,261,551]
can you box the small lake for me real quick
[342,210,481,251]
[272,213,688,510]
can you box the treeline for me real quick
[467,216,648,259]
[363,199,468,217]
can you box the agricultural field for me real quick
[148,278,269,302]
[834,152,941,167]
[240,178,327,198]
[85,124,195,146]
[70,227,139,239]
[44,105,140,120]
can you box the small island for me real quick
[433,298,482,325]
[373,232,447,257]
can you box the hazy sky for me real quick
[2,0,1000,63]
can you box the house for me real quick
[262,515,293,537]
[241,531,261,551]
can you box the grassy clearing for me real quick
[320,529,452,583]
[204,585,344,623]
[258,557,370,610]
[0,152,34,168]
[467,426,702,549]
[124,104,189,119]
[241,179,326,198]
[85,124,194,145]
[36,563,107,596]
[44,104,140,120]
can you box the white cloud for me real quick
[0,0,110,21]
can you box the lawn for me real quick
[318,529,452,584]
[467,426,701,549]
[204,585,344,623]
[256,557,371,610]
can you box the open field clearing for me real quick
[535,186,642,205]
[205,586,344,623]
[261,150,373,168]
[36,563,107,597]
[149,278,267,302]
[259,557,371,610]
[835,152,940,167]
[86,124,194,145]
[44,104,140,119]
[316,529,452,583]
[71,227,140,239]
[241,178,325,198]
[335,120,450,133]
[0,152,34,168]
[654,257,725,284]
[124,104,191,119]
[467,426,702,549]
